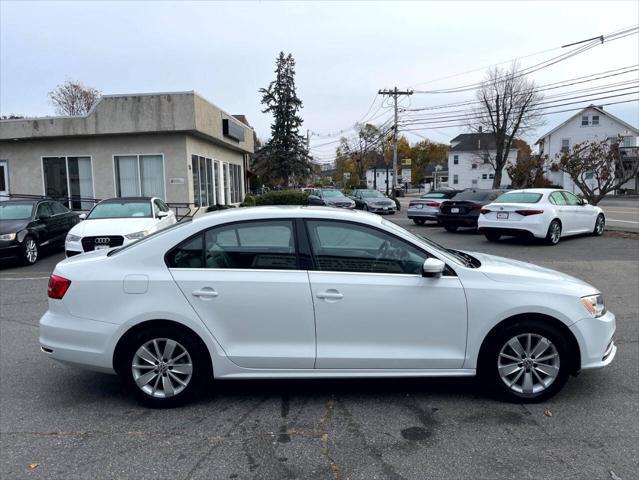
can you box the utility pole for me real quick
[378,87,413,197]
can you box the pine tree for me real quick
[256,52,310,186]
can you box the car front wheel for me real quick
[21,236,39,265]
[593,214,605,236]
[413,218,425,225]
[545,219,562,245]
[118,327,209,408]
[444,224,458,233]
[480,320,571,403]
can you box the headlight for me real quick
[125,230,149,240]
[66,234,81,242]
[0,233,16,241]
[581,294,606,317]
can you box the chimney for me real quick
[478,126,482,133]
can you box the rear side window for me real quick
[493,193,542,204]
[50,201,70,214]
[166,220,298,270]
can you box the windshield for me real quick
[360,190,384,198]
[108,219,192,256]
[0,203,34,220]
[451,190,495,201]
[322,190,344,198]
[494,192,542,204]
[421,192,446,199]
[88,201,153,219]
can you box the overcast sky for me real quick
[1,0,637,162]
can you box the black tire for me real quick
[478,319,572,403]
[413,218,426,225]
[544,219,562,245]
[116,326,210,408]
[363,205,369,212]
[484,231,501,242]
[21,236,39,265]
[444,224,458,233]
[593,214,605,236]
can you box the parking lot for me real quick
[1,208,638,480]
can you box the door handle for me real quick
[192,288,219,299]
[316,290,343,300]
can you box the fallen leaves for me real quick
[543,408,553,417]
[28,463,39,470]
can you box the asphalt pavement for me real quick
[1,211,638,480]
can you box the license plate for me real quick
[94,245,110,250]
[451,207,459,213]
[415,204,423,209]
[497,212,509,219]
[383,207,388,210]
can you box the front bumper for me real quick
[570,309,617,370]
[0,240,21,259]
[39,308,118,373]
[368,204,396,214]
[65,237,135,257]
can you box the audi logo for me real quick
[94,237,111,245]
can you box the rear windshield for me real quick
[450,190,495,201]
[494,192,542,204]
[421,192,446,199]
[0,203,34,220]
[88,201,152,219]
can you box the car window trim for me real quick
[301,218,456,277]
[164,217,303,271]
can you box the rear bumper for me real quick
[438,213,479,227]
[478,226,536,238]
[39,308,118,374]
[407,207,438,220]
[478,218,548,238]
[570,310,617,370]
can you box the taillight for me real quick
[515,209,544,216]
[480,208,491,215]
[468,204,482,210]
[425,202,440,207]
[48,275,71,299]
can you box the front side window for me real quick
[562,191,581,206]
[549,192,567,205]
[50,201,69,215]
[115,154,165,199]
[306,220,427,275]
[36,202,53,218]
[166,220,297,270]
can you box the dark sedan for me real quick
[407,188,460,225]
[0,199,80,265]
[437,189,503,232]
[349,189,396,214]
[307,189,356,208]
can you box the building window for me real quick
[114,154,165,200]
[453,155,459,165]
[228,164,242,203]
[42,156,94,210]
[483,153,490,163]
[472,179,478,185]
[453,174,458,185]
[592,115,599,126]
[191,155,218,207]
[471,163,477,169]
[561,139,570,154]
[581,115,589,126]
[482,174,488,180]
[489,173,495,179]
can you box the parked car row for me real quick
[0,196,177,265]
[408,188,606,246]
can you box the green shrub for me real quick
[255,190,309,206]
[241,195,256,207]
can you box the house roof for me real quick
[366,154,392,170]
[535,104,639,144]
[450,133,497,151]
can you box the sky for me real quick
[1,0,638,163]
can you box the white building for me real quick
[365,158,396,192]
[447,132,515,189]
[536,105,639,194]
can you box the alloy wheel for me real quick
[131,338,193,399]
[550,222,561,244]
[25,238,38,264]
[596,216,605,235]
[498,333,560,396]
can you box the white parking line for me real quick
[607,219,639,224]
[0,276,49,280]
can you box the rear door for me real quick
[168,219,316,369]
[33,202,54,245]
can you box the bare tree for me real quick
[552,136,639,205]
[473,63,545,188]
[48,80,101,116]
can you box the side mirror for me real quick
[78,213,87,220]
[581,199,589,205]
[157,211,169,218]
[422,258,445,278]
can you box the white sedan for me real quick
[65,197,177,256]
[41,206,615,407]
[478,188,605,245]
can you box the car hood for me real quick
[469,251,596,292]
[69,218,159,237]
[324,197,354,205]
[364,197,394,205]
[0,219,29,235]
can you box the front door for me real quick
[167,219,316,369]
[0,161,8,200]
[304,219,467,369]
[562,191,594,232]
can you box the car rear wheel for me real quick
[118,327,209,408]
[413,218,425,225]
[545,220,561,245]
[363,205,369,211]
[593,214,605,236]
[484,231,501,242]
[21,236,39,265]
[480,320,571,403]
[443,224,458,233]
